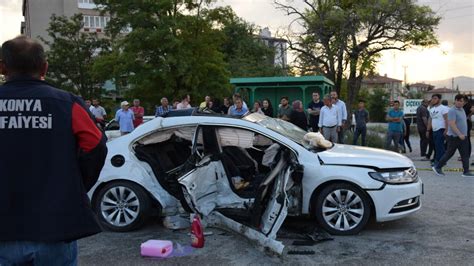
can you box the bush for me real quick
[344,129,385,149]
[367,88,389,122]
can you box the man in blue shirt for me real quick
[155,97,173,117]
[115,101,135,135]
[352,100,370,146]
[229,97,248,116]
[385,100,404,152]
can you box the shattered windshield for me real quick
[244,113,310,148]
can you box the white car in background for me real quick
[104,115,155,141]
[89,111,422,253]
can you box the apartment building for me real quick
[258,27,288,69]
[21,0,110,42]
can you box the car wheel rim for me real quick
[101,186,140,227]
[322,189,364,231]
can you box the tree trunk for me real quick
[346,55,359,113]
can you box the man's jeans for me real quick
[433,129,446,163]
[353,126,367,146]
[337,126,345,144]
[418,128,428,156]
[0,241,77,266]
[436,136,470,173]
[385,131,401,151]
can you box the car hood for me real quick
[317,144,413,169]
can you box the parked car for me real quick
[89,111,422,252]
[104,115,155,141]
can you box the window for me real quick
[82,15,110,29]
[94,16,100,28]
[78,0,96,9]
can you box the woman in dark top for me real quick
[289,100,308,131]
[261,98,273,117]
[220,97,231,114]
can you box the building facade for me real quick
[258,28,288,69]
[361,74,403,100]
[424,87,458,105]
[22,0,109,43]
[408,82,434,94]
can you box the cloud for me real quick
[0,0,23,44]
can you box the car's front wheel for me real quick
[94,181,150,232]
[314,183,371,235]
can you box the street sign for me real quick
[403,99,422,115]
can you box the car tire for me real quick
[94,181,150,232]
[314,183,371,235]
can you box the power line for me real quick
[443,4,474,12]
[444,13,474,20]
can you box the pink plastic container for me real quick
[140,240,173,258]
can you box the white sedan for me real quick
[89,112,422,252]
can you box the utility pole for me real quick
[451,77,454,90]
[402,65,408,97]
[403,65,408,86]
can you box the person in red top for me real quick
[130,98,145,128]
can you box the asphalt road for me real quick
[78,137,474,265]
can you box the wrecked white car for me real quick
[89,111,422,253]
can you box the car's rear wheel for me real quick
[94,181,150,232]
[314,183,370,235]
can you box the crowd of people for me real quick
[414,93,473,177]
[82,90,372,146]
[109,90,356,144]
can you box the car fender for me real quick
[89,161,179,214]
[301,165,384,214]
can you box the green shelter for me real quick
[230,76,334,116]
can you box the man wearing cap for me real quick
[115,101,135,135]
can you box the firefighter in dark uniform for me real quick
[0,36,107,264]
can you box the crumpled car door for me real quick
[179,149,292,254]
[178,155,250,214]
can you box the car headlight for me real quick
[369,167,418,184]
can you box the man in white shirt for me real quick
[331,91,347,144]
[426,94,449,164]
[176,94,191,109]
[89,99,107,128]
[319,95,342,143]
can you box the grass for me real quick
[344,129,386,149]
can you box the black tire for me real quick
[93,181,151,232]
[314,182,371,235]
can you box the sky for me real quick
[1,0,473,83]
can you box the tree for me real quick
[367,88,389,122]
[93,1,283,108]
[93,0,231,107]
[276,0,440,112]
[210,6,286,77]
[40,14,109,99]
